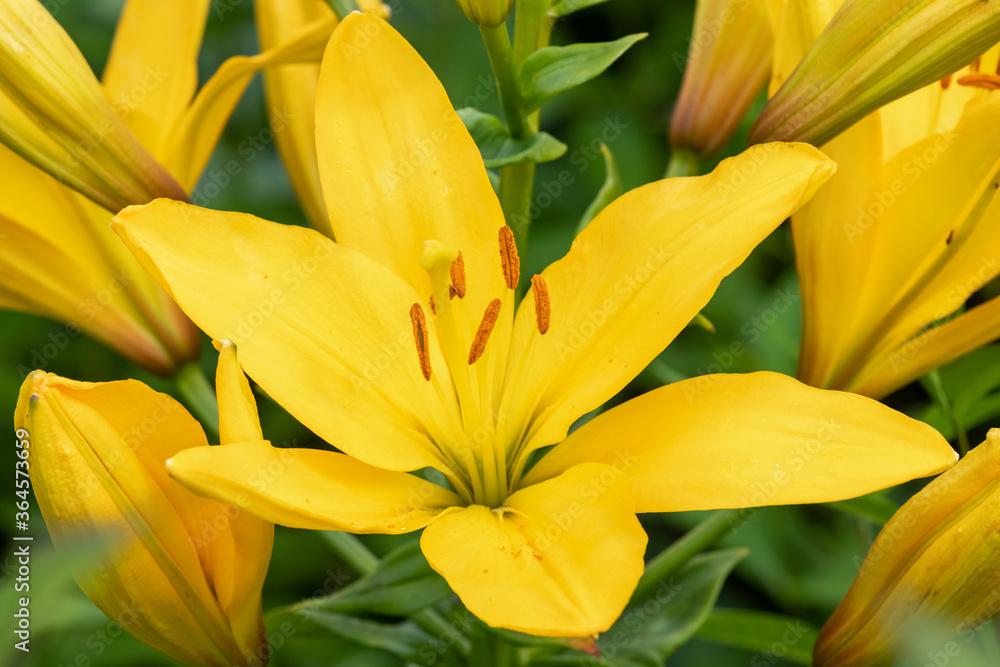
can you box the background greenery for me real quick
[3,1,1000,665]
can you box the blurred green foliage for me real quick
[4,1,1000,666]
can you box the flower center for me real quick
[407,227,549,508]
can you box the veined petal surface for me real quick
[504,143,835,463]
[523,372,956,512]
[421,462,646,637]
[102,0,210,158]
[316,13,507,318]
[168,442,461,533]
[113,199,459,474]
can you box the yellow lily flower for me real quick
[111,13,957,637]
[814,429,1000,666]
[0,0,337,374]
[254,0,390,237]
[753,0,1000,146]
[670,0,777,159]
[13,344,274,667]
[786,12,1000,397]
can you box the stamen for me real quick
[956,73,1000,90]
[531,275,551,335]
[409,303,432,380]
[940,74,952,90]
[449,252,467,299]
[468,298,502,364]
[428,295,437,314]
[972,57,982,73]
[498,226,520,290]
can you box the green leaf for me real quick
[297,610,431,661]
[575,142,622,234]
[457,107,567,168]
[518,34,647,113]
[695,609,818,666]
[826,489,899,525]
[551,0,612,17]
[597,548,747,664]
[296,541,453,617]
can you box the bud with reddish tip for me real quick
[670,0,774,158]
[815,430,1000,666]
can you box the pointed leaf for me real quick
[518,34,646,112]
[298,541,452,616]
[457,107,566,167]
[597,548,747,663]
[551,0,612,17]
[696,609,818,665]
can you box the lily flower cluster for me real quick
[8,0,1000,665]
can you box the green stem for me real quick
[479,24,527,138]
[498,161,536,256]
[631,508,754,602]
[665,147,701,178]
[319,532,471,654]
[327,0,360,19]
[320,531,380,575]
[487,0,553,257]
[175,361,219,437]
[925,369,970,456]
[472,630,518,667]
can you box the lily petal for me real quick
[164,16,335,192]
[102,0,210,159]
[421,462,646,637]
[504,143,835,468]
[254,0,334,235]
[523,372,956,512]
[167,442,461,534]
[316,13,506,314]
[850,295,1000,399]
[214,340,264,446]
[794,112,884,390]
[113,199,459,474]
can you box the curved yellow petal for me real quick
[849,295,1000,399]
[421,462,646,637]
[794,113,884,390]
[806,93,1000,394]
[504,143,835,467]
[254,0,334,235]
[768,0,843,95]
[523,372,956,512]
[316,13,506,316]
[102,0,210,159]
[113,199,459,474]
[815,430,1000,667]
[165,16,335,192]
[167,442,461,534]
[214,340,263,446]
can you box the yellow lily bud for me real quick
[752,0,1000,147]
[14,370,273,667]
[0,0,187,212]
[670,0,774,158]
[455,0,513,28]
[254,0,388,237]
[815,430,1000,666]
